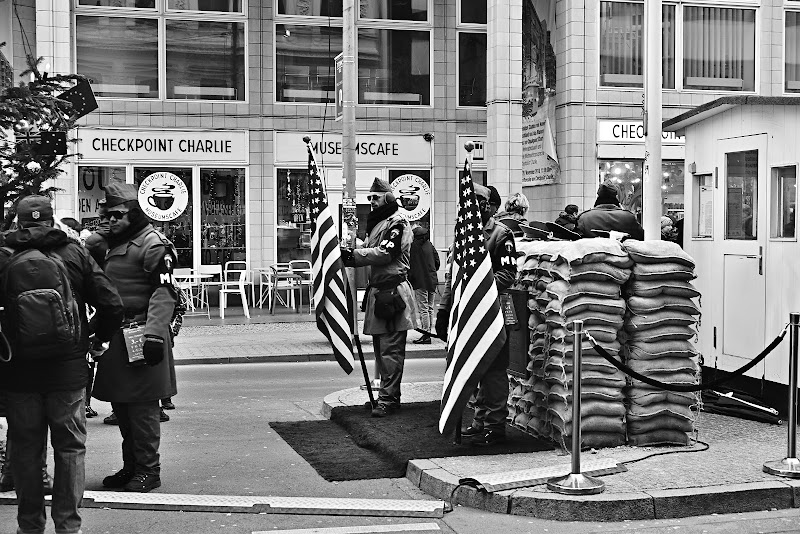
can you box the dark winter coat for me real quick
[408,227,440,292]
[575,204,645,240]
[554,212,578,231]
[92,225,178,402]
[0,226,124,393]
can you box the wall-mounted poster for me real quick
[522,0,558,187]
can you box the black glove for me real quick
[142,336,165,366]
[340,247,355,267]
[435,308,450,342]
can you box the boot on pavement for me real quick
[123,472,161,493]
[103,468,134,489]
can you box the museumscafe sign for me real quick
[275,132,432,165]
[77,128,248,163]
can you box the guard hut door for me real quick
[715,134,767,377]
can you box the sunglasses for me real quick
[106,210,129,220]
[478,199,489,208]
[367,194,384,201]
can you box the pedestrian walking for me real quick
[436,183,518,446]
[341,178,419,418]
[92,183,178,493]
[408,226,439,344]
[575,179,644,240]
[0,195,123,534]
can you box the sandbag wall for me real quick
[513,240,633,450]
[619,240,702,446]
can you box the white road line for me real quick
[252,522,441,534]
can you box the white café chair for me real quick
[289,260,314,314]
[196,264,223,314]
[270,262,299,313]
[219,261,250,319]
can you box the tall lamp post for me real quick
[643,0,663,240]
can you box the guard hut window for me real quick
[786,11,800,93]
[457,1,487,107]
[725,150,758,241]
[74,0,246,101]
[599,1,676,89]
[692,173,713,239]
[771,165,797,239]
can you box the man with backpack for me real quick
[0,195,124,534]
[91,183,178,493]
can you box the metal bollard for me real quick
[764,312,800,477]
[547,320,606,494]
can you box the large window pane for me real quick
[598,160,685,220]
[771,165,796,238]
[78,0,155,8]
[599,2,675,89]
[76,16,158,98]
[358,29,430,105]
[683,7,755,92]
[134,167,194,267]
[461,0,486,24]
[459,32,486,107]
[276,25,343,103]
[200,168,246,266]
[725,150,758,240]
[359,0,427,21]
[166,20,245,100]
[77,166,126,231]
[787,12,800,93]
[278,0,342,17]
[167,0,243,12]
[277,168,312,263]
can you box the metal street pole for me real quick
[342,0,357,239]
[643,0,663,240]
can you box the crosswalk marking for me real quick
[253,523,441,534]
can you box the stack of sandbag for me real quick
[515,239,632,450]
[620,240,702,446]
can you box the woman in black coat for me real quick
[408,226,440,344]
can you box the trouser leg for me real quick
[47,389,85,534]
[376,330,407,407]
[414,289,432,332]
[6,392,46,534]
[473,340,510,432]
[113,402,160,476]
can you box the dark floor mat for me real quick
[270,401,553,481]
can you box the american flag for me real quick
[439,155,507,435]
[306,139,355,374]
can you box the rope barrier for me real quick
[586,324,789,393]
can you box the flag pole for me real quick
[347,275,376,408]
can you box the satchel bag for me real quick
[373,287,406,320]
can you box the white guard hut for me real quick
[664,97,800,396]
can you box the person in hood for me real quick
[575,179,644,240]
[408,225,440,344]
[554,204,579,231]
[0,195,123,534]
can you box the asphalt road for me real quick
[3,359,800,533]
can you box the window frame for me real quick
[597,0,760,95]
[785,9,800,94]
[73,0,248,103]
[456,2,487,109]
[769,162,798,241]
[274,0,433,108]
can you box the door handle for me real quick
[758,246,763,275]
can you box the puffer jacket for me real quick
[575,204,645,240]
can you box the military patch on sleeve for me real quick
[379,224,404,259]
[151,249,176,287]
[499,239,516,267]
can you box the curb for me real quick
[174,347,444,366]
[406,460,800,521]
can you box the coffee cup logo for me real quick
[138,172,189,222]
[148,183,176,210]
[398,186,420,210]
[391,174,430,221]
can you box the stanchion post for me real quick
[547,320,605,494]
[764,312,800,477]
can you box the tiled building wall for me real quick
[10,0,35,81]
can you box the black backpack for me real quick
[0,247,82,360]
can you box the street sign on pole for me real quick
[334,53,344,122]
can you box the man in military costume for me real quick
[342,178,419,418]
[92,183,178,492]
[436,183,517,445]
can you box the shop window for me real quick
[359,0,428,22]
[458,32,486,107]
[276,25,343,104]
[200,168,246,266]
[167,0,243,12]
[77,166,126,230]
[786,11,800,93]
[598,160,684,221]
[166,20,245,100]
[76,16,159,98]
[683,6,755,92]
[358,29,430,105]
[278,0,342,17]
[460,0,486,24]
[134,167,194,267]
[78,0,155,8]
[725,150,758,240]
[692,173,713,238]
[771,165,797,239]
[277,168,312,263]
[599,1,675,89]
